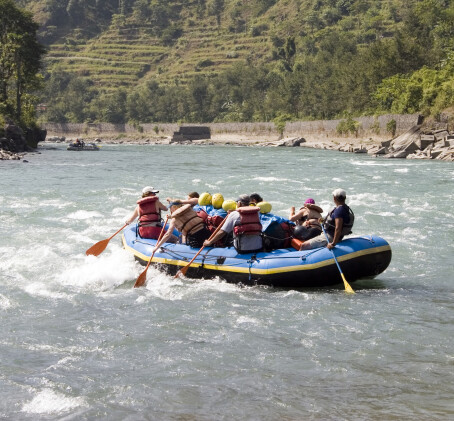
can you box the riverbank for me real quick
[43,125,454,162]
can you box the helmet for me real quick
[212,193,224,209]
[222,200,237,212]
[256,201,272,214]
[198,192,212,206]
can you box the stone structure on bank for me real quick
[170,126,211,143]
[321,125,454,162]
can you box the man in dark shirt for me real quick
[299,189,354,250]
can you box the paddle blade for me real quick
[85,238,109,256]
[341,273,355,294]
[134,268,148,288]
[174,267,187,279]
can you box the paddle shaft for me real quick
[175,213,229,278]
[85,223,127,256]
[321,224,355,294]
[108,224,127,240]
[134,216,169,288]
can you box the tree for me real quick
[0,0,46,122]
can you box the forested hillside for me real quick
[16,0,454,124]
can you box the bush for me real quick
[336,116,360,136]
[196,59,214,68]
[386,119,396,137]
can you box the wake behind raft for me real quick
[122,207,392,288]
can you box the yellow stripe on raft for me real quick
[122,235,391,276]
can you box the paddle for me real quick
[175,215,228,278]
[321,224,355,294]
[134,216,170,288]
[86,223,127,257]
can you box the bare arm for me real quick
[327,218,343,249]
[125,206,139,224]
[152,219,175,252]
[157,200,168,212]
[289,208,307,223]
[203,229,226,247]
[166,197,198,206]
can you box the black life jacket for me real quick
[323,205,354,237]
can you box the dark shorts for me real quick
[294,226,322,241]
[187,227,211,248]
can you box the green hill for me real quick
[17,0,454,123]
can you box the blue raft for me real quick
[122,224,392,288]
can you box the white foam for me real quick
[22,389,87,415]
[252,176,287,182]
[67,210,103,220]
[58,248,137,292]
[0,294,13,310]
[394,168,409,173]
[24,282,71,300]
[236,315,261,325]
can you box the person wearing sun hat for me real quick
[298,189,354,251]
[125,186,168,239]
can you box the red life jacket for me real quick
[137,196,161,238]
[196,209,208,223]
[206,214,225,233]
[233,206,262,237]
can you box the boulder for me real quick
[417,136,435,150]
[24,127,47,148]
[403,141,420,153]
[390,125,421,151]
[385,150,409,159]
[279,137,305,147]
[4,124,27,152]
[434,130,448,141]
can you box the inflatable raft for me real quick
[67,142,100,151]
[122,224,392,288]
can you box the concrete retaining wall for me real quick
[43,114,422,139]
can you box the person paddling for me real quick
[152,201,211,253]
[125,186,168,239]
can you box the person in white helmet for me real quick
[125,186,168,239]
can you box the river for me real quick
[1,143,453,420]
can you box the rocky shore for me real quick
[0,122,46,161]
[43,124,454,162]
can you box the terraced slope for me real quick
[44,17,273,90]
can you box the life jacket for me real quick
[262,221,294,251]
[196,209,209,223]
[323,205,355,238]
[298,203,323,229]
[137,196,161,238]
[233,206,262,237]
[172,204,205,236]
